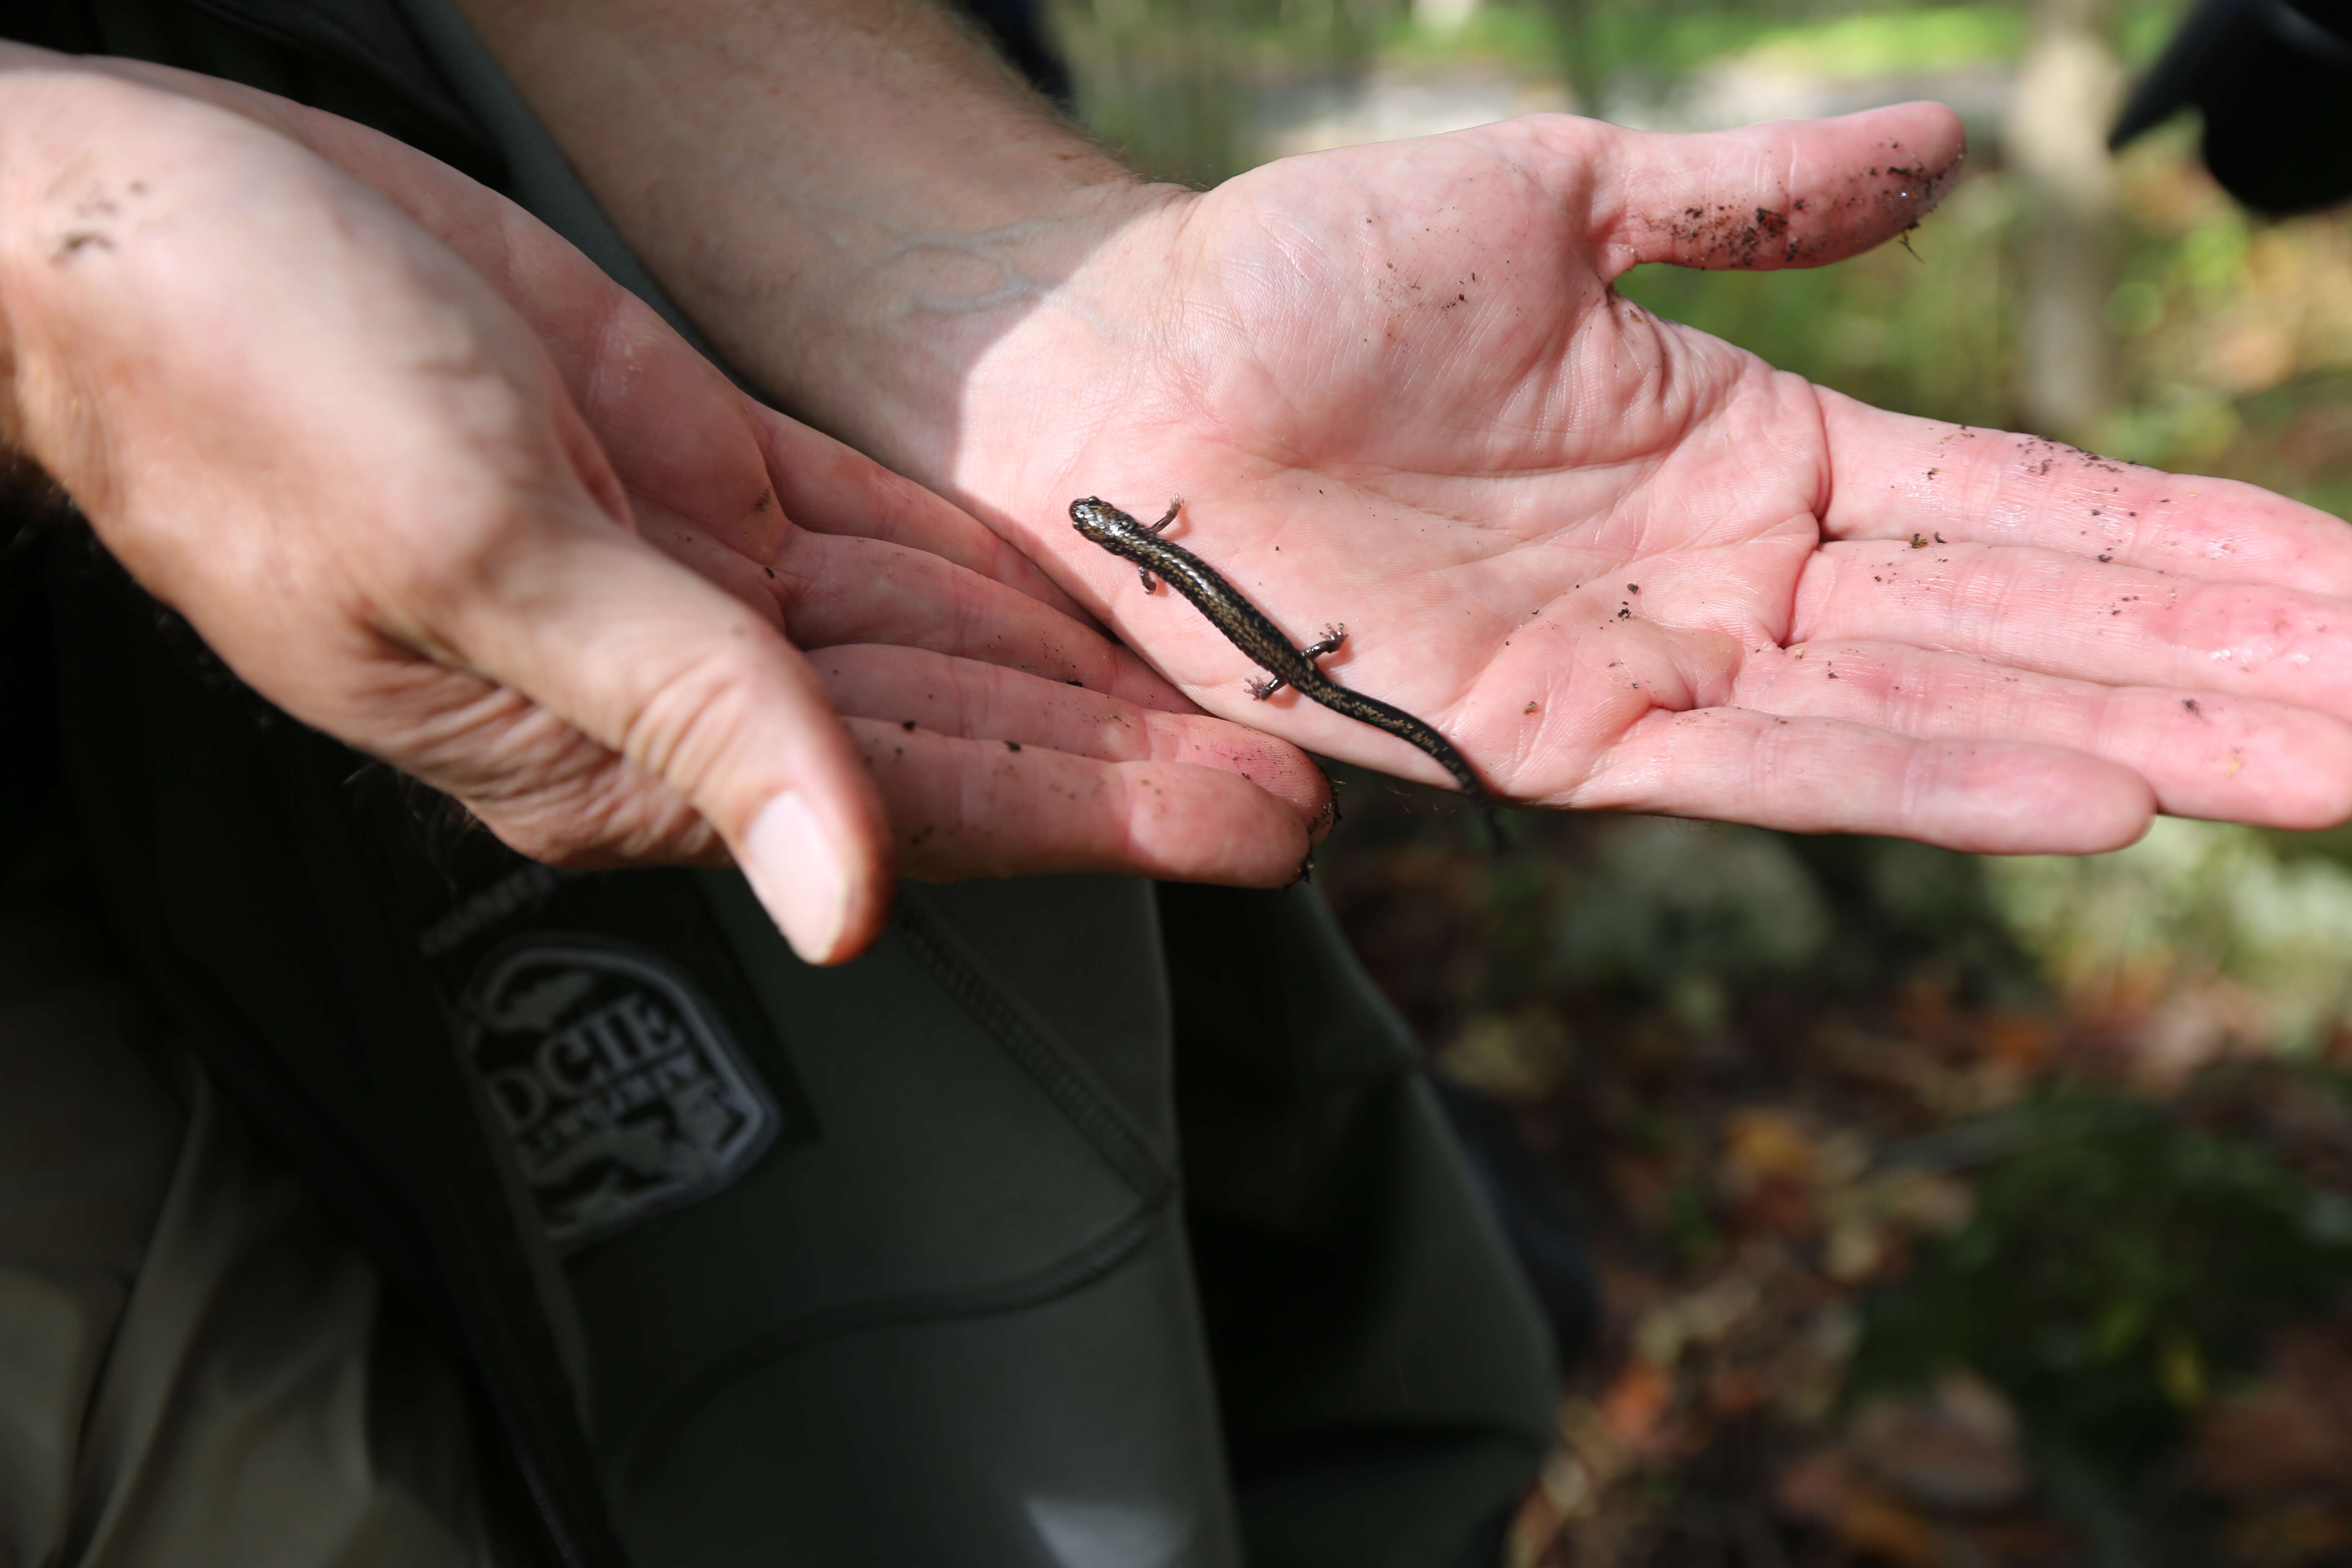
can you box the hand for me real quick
[415,6,2352,853]
[932,102,2352,852]
[245,70,1328,884]
[0,60,1324,968]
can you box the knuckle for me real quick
[615,633,788,803]
[471,766,718,868]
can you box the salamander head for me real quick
[1069,496,1133,543]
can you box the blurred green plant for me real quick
[1502,817,2040,1010]
[1729,3,2022,73]
[1330,780,2041,1051]
[1547,819,1833,990]
[1051,0,1254,187]
[1991,820,2352,1054]
[1853,1088,2352,1473]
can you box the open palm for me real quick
[963,103,2352,853]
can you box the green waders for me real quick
[0,4,1558,1563]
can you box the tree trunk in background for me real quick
[2004,0,2126,443]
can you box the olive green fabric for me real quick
[7,666,1552,1568]
[1161,882,1559,1568]
[0,816,525,1568]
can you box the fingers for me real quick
[1730,640,2352,829]
[1576,102,1966,280]
[1790,538,2352,721]
[1574,707,2153,853]
[848,719,1312,885]
[773,530,1196,710]
[1817,392,2352,593]
[810,642,1332,824]
[755,412,1088,617]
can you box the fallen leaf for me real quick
[1599,1360,1673,1451]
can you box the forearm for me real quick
[450,0,1165,505]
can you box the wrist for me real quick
[767,175,1192,499]
[448,0,1196,534]
[818,179,1198,522]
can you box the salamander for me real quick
[1069,495,1492,813]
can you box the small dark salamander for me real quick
[1069,496,1492,811]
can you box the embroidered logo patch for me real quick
[458,934,778,1250]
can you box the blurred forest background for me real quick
[1040,0,2352,1563]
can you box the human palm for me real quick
[972,103,2352,853]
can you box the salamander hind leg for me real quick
[1301,623,1348,662]
[1248,675,1285,700]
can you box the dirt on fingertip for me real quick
[1649,144,1966,270]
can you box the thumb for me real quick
[418,513,895,965]
[1587,101,1966,280]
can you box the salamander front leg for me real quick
[1136,501,1180,590]
[1248,674,1283,701]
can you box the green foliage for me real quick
[1853,1089,2352,1471]
[1991,820,2352,1053]
[1725,4,2023,74]
[1051,0,1260,187]
[1582,0,2023,102]
[1546,820,1835,991]
[1463,813,2037,1011]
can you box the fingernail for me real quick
[741,791,853,964]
